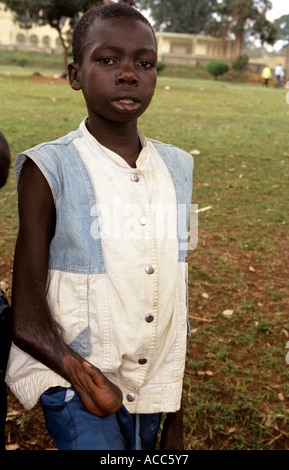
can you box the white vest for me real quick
[6,120,194,414]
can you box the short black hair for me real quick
[72,3,156,64]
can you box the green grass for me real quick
[1,53,289,450]
[0,49,65,76]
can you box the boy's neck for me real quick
[85,117,142,168]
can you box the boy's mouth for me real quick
[119,99,134,104]
[111,96,141,113]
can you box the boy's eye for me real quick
[97,57,115,65]
[138,60,155,69]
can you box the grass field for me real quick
[0,53,289,450]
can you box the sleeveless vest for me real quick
[7,124,194,412]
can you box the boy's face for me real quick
[69,17,157,126]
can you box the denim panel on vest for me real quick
[15,132,194,273]
[15,129,105,274]
[15,133,193,352]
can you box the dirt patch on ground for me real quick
[243,71,277,86]
[26,73,68,85]
[5,390,57,450]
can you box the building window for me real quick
[30,35,39,45]
[170,39,193,56]
[42,36,50,47]
[16,33,26,45]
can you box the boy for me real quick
[6,4,193,450]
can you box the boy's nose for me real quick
[115,70,139,86]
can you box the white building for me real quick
[156,32,237,66]
[0,3,65,53]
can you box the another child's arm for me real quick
[0,132,11,188]
[11,158,122,416]
[160,398,184,450]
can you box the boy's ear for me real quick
[68,63,81,90]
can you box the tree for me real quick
[275,14,289,46]
[205,0,278,58]
[2,0,103,75]
[134,0,215,34]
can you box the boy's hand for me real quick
[62,356,123,416]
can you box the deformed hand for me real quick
[62,356,123,416]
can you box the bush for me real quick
[16,57,29,67]
[156,60,166,73]
[206,60,230,79]
[232,53,249,70]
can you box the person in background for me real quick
[274,63,284,88]
[261,66,272,87]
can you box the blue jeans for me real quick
[39,387,161,450]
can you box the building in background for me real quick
[0,3,65,54]
[156,32,236,66]
[0,1,287,80]
[0,2,236,64]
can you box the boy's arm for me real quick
[0,132,11,188]
[12,158,122,416]
[160,399,184,450]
